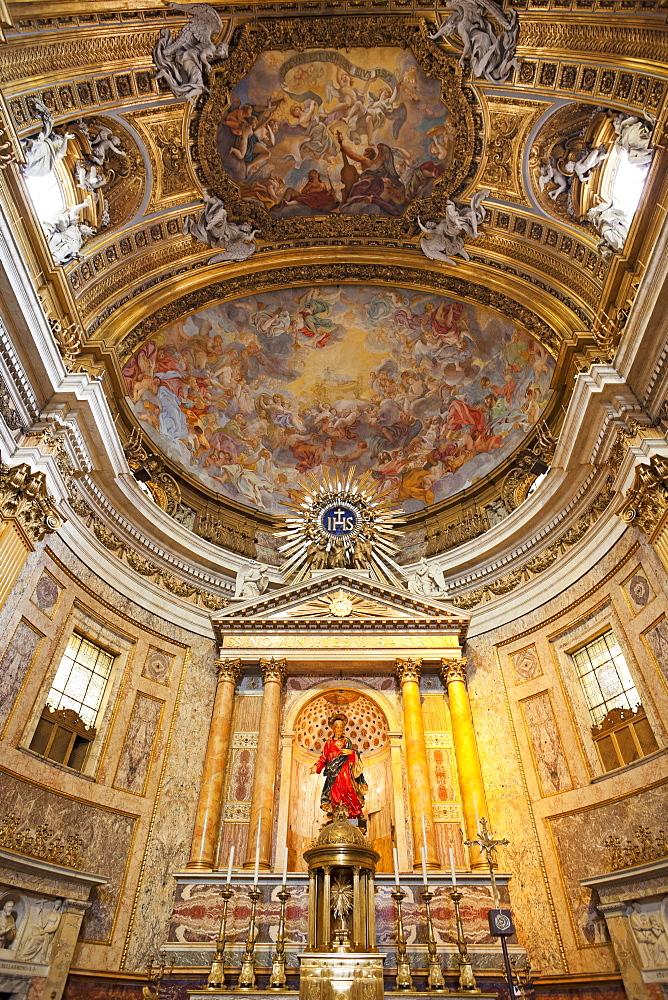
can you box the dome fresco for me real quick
[122,284,554,513]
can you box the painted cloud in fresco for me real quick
[123,285,554,513]
[216,47,454,218]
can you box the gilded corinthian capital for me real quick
[620,455,668,536]
[440,657,468,684]
[0,462,62,542]
[395,657,422,684]
[216,658,242,683]
[260,657,287,684]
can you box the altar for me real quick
[159,571,526,994]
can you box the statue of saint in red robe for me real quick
[311,715,368,820]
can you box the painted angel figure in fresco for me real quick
[311,714,368,823]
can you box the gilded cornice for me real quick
[517,18,668,68]
[0,27,156,89]
[107,255,572,362]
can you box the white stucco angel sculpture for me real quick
[408,558,448,598]
[613,113,654,166]
[43,200,95,265]
[538,158,569,200]
[429,0,519,85]
[234,562,269,600]
[565,143,609,184]
[21,99,75,179]
[586,198,629,257]
[183,194,260,264]
[153,2,229,102]
[418,188,489,265]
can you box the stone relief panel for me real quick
[0,619,43,731]
[511,644,543,683]
[549,784,668,948]
[113,692,164,796]
[520,691,573,796]
[643,617,668,688]
[622,566,655,615]
[629,897,668,974]
[0,770,136,943]
[29,572,63,619]
[0,889,63,970]
[141,646,175,686]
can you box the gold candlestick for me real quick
[207,885,234,989]
[238,886,262,990]
[449,888,480,993]
[391,886,413,991]
[269,886,291,989]
[422,888,446,991]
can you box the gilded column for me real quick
[244,657,286,870]
[187,658,242,870]
[441,657,488,870]
[395,658,438,869]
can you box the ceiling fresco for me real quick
[216,46,453,218]
[122,285,554,513]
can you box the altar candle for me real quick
[474,801,481,836]
[226,844,235,884]
[282,846,288,886]
[449,847,457,887]
[253,823,261,886]
[393,846,400,886]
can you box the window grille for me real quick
[29,633,113,771]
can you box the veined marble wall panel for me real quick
[226,747,255,803]
[466,633,562,973]
[469,527,668,976]
[232,693,262,734]
[644,615,668,689]
[113,692,164,796]
[549,783,668,948]
[30,571,63,620]
[0,534,217,973]
[0,619,44,732]
[520,691,573,796]
[0,770,136,943]
[512,645,543,684]
[141,647,174,686]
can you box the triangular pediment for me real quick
[212,572,469,643]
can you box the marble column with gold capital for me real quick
[187,658,242,870]
[441,657,488,870]
[395,658,438,869]
[244,657,286,870]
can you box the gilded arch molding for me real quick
[103,252,582,363]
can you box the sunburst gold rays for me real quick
[275,469,405,586]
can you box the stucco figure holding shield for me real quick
[311,713,368,821]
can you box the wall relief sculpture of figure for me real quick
[21,99,75,179]
[19,900,62,964]
[0,896,18,949]
[418,188,489,264]
[311,713,368,826]
[233,561,269,600]
[429,0,519,84]
[183,194,259,262]
[408,557,448,597]
[153,2,229,102]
